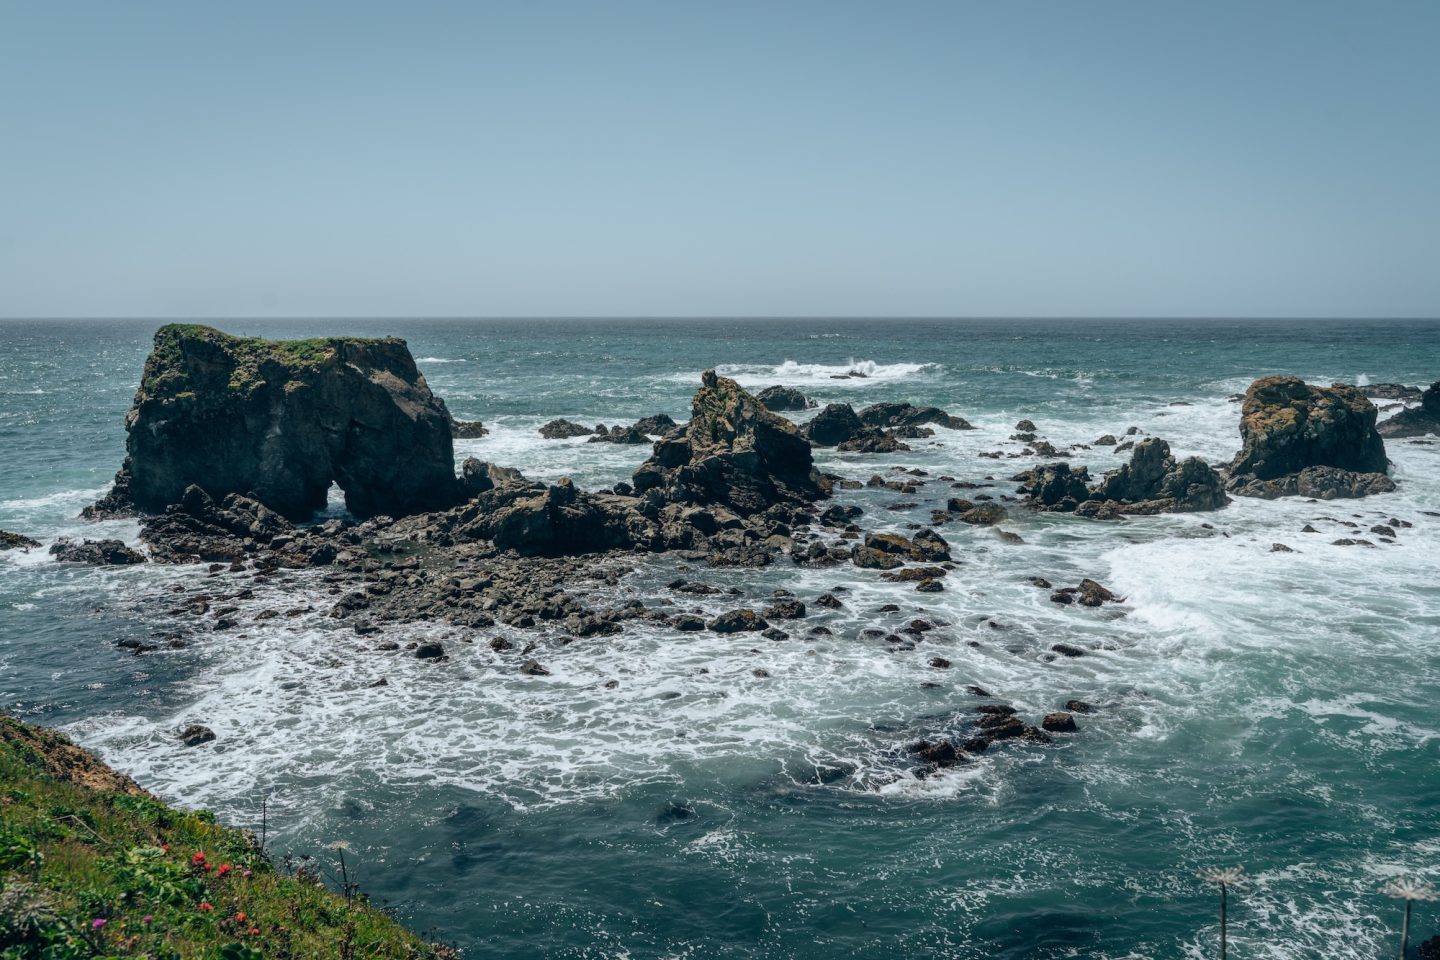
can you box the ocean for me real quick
[2,317,1438,958]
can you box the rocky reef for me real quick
[1017,439,1226,517]
[1226,376,1394,499]
[88,324,462,520]
[1377,381,1440,438]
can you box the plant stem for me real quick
[1400,898,1410,960]
[1220,883,1227,960]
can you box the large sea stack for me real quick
[89,324,461,520]
[632,369,825,515]
[1226,376,1394,499]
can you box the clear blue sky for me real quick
[2,1,1437,318]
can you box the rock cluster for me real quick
[1016,440,1225,516]
[88,324,462,520]
[1,530,41,551]
[1377,381,1439,439]
[1226,377,1394,499]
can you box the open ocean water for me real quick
[2,317,1438,959]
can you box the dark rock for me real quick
[1377,381,1440,438]
[836,431,910,454]
[915,577,944,592]
[816,593,844,609]
[633,370,825,515]
[673,614,706,631]
[755,386,812,411]
[414,642,445,659]
[1362,382,1424,402]
[1065,699,1093,713]
[1016,462,1090,510]
[1041,712,1078,732]
[1270,543,1295,553]
[539,418,596,439]
[928,657,951,669]
[89,324,461,520]
[706,609,769,633]
[633,414,679,436]
[49,538,145,565]
[761,599,807,620]
[1086,438,1227,514]
[177,724,216,747]
[588,424,650,445]
[1051,643,1086,657]
[960,502,1008,525]
[1015,419,1037,432]
[1093,434,1118,446]
[450,418,489,438]
[0,530,41,551]
[858,402,973,431]
[1227,377,1392,499]
[519,658,551,676]
[804,403,866,447]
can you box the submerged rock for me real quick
[89,324,461,520]
[1227,377,1393,499]
[177,724,216,747]
[539,418,597,439]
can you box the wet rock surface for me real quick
[1377,381,1440,439]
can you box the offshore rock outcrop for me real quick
[89,325,462,520]
[632,370,825,516]
[1226,377,1394,499]
[1081,438,1227,515]
[857,402,973,431]
[755,385,813,411]
[1016,440,1225,516]
[1377,381,1440,438]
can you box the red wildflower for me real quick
[191,851,207,865]
[198,902,214,912]
[217,863,233,877]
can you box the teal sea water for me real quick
[2,318,1439,958]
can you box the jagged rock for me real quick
[633,413,679,436]
[461,457,526,496]
[1227,377,1392,499]
[139,486,304,564]
[1377,381,1440,438]
[588,424,650,444]
[836,431,909,453]
[1015,419,1037,432]
[1086,438,1227,514]
[455,478,653,556]
[450,418,489,438]
[761,598,807,620]
[1015,462,1091,510]
[804,403,866,446]
[539,419,596,439]
[519,659,551,676]
[1093,434,1118,446]
[1362,383,1424,401]
[632,370,825,516]
[755,386,812,411]
[0,531,40,551]
[49,538,146,565]
[858,403,973,431]
[88,325,460,520]
[707,609,769,633]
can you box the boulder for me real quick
[632,370,825,516]
[755,386,812,411]
[177,724,216,747]
[1087,438,1227,514]
[450,418,489,439]
[588,424,650,444]
[857,403,973,431]
[539,418,597,439]
[804,403,866,446]
[1227,377,1392,499]
[49,538,146,565]
[632,413,679,436]
[89,325,461,520]
[0,530,41,551]
[455,478,654,556]
[1016,462,1090,510]
[1377,381,1440,439]
[707,609,769,633]
[836,431,910,453]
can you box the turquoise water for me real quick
[2,318,1439,958]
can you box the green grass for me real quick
[140,325,401,395]
[0,716,454,960]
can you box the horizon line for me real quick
[4,314,1440,323]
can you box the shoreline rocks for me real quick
[1377,381,1439,439]
[1,530,41,551]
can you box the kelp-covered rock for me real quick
[91,325,461,520]
[1377,381,1440,439]
[1088,438,1227,514]
[632,370,825,515]
[1227,377,1392,499]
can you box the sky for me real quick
[1,1,1437,319]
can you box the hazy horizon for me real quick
[3,1,1438,319]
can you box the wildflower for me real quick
[160,844,170,852]
[1383,877,1438,960]
[241,869,252,878]
[142,916,153,924]
[198,902,214,912]
[191,851,207,865]
[248,927,261,936]
[217,863,232,877]
[235,912,247,923]
[1197,866,1245,960]
[91,918,107,930]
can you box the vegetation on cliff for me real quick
[0,716,450,960]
